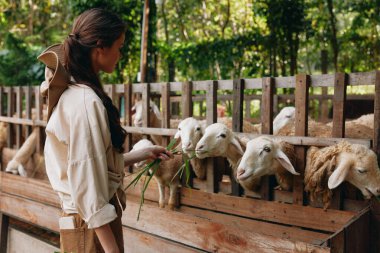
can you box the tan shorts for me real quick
[59,196,124,253]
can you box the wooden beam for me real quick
[293,74,309,205]
[181,81,193,118]
[231,79,244,196]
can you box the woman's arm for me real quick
[95,223,119,253]
[123,145,172,167]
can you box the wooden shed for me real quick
[1,71,380,252]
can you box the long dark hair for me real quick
[63,8,126,153]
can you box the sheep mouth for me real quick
[364,187,378,198]
[195,150,208,158]
[237,171,253,181]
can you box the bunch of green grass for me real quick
[126,138,186,221]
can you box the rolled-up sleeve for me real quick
[67,90,116,229]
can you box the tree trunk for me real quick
[326,0,339,72]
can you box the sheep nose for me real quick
[237,169,245,177]
[197,144,204,150]
[187,142,192,148]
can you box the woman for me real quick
[39,8,172,253]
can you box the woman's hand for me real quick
[144,145,173,161]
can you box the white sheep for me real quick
[5,128,46,179]
[236,136,300,191]
[305,141,380,209]
[195,123,260,191]
[273,106,296,135]
[131,139,183,210]
[174,117,207,179]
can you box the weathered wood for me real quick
[123,197,330,253]
[0,192,60,232]
[142,83,150,128]
[0,213,9,253]
[25,86,32,137]
[6,87,14,148]
[124,84,133,167]
[0,172,59,208]
[123,226,203,253]
[206,81,218,193]
[374,71,380,162]
[345,208,370,253]
[260,77,275,201]
[181,206,329,245]
[328,229,344,253]
[15,87,22,149]
[34,87,44,154]
[330,73,347,210]
[161,83,171,148]
[182,81,193,118]
[231,79,244,196]
[293,74,309,205]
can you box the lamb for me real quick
[304,141,380,209]
[131,139,183,209]
[236,136,300,191]
[174,117,207,179]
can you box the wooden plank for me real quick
[0,172,59,208]
[374,71,380,161]
[34,87,44,154]
[142,83,150,128]
[25,86,32,137]
[0,116,46,127]
[15,86,22,149]
[161,82,171,148]
[124,83,133,164]
[345,209,370,253]
[182,81,193,118]
[260,77,275,201]
[6,87,14,148]
[0,213,9,253]
[181,206,329,245]
[293,74,309,205]
[123,126,176,136]
[123,226,203,253]
[231,79,244,196]
[0,86,3,116]
[349,71,376,86]
[330,73,347,210]
[206,81,218,193]
[7,228,59,253]
[328,229,344,253]
[123,197,330,253]
[0,192,60,232]
[125,173,340,234]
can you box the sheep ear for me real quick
[275,150,299,175]
[231,136,244,155]
[328,155,352,189]
[174,130,181,139]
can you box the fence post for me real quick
[260,77,275,200]
[0,213,9,253]
[374,71,380,163]
[7,87,14,148]
[142,83,150,129]
[15,87,22,149]
[231,79,244,196]
[25,87,32,137]
[206,81,218,193]
[330,73,347,209]
[35,87,44,154]
[293,74,309,205]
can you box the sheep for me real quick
[273,106,296,135]
[4,128,47,179]
[195,123,262,192]
[174,117,207,179]
[236,136,300,191]
[277,110,373,139]
[304,141,380,209]
[131,139,183,210]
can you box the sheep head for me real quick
[195,123,244,159]
[273,106,295,134]
[132,100,161,127]
[327,144,380,199]
[174,117,203,154]
[236,136,299,182]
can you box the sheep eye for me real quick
[263,146,271,152]
[357,169,367,174]
[196,127,201,131]
[178,127,181,131]
[220,133,226,138]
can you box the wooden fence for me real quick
[1,71,380,252]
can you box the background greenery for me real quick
[0,0,379,87]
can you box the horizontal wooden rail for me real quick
[0,116,46,127]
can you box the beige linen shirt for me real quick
[44,83,124,229]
